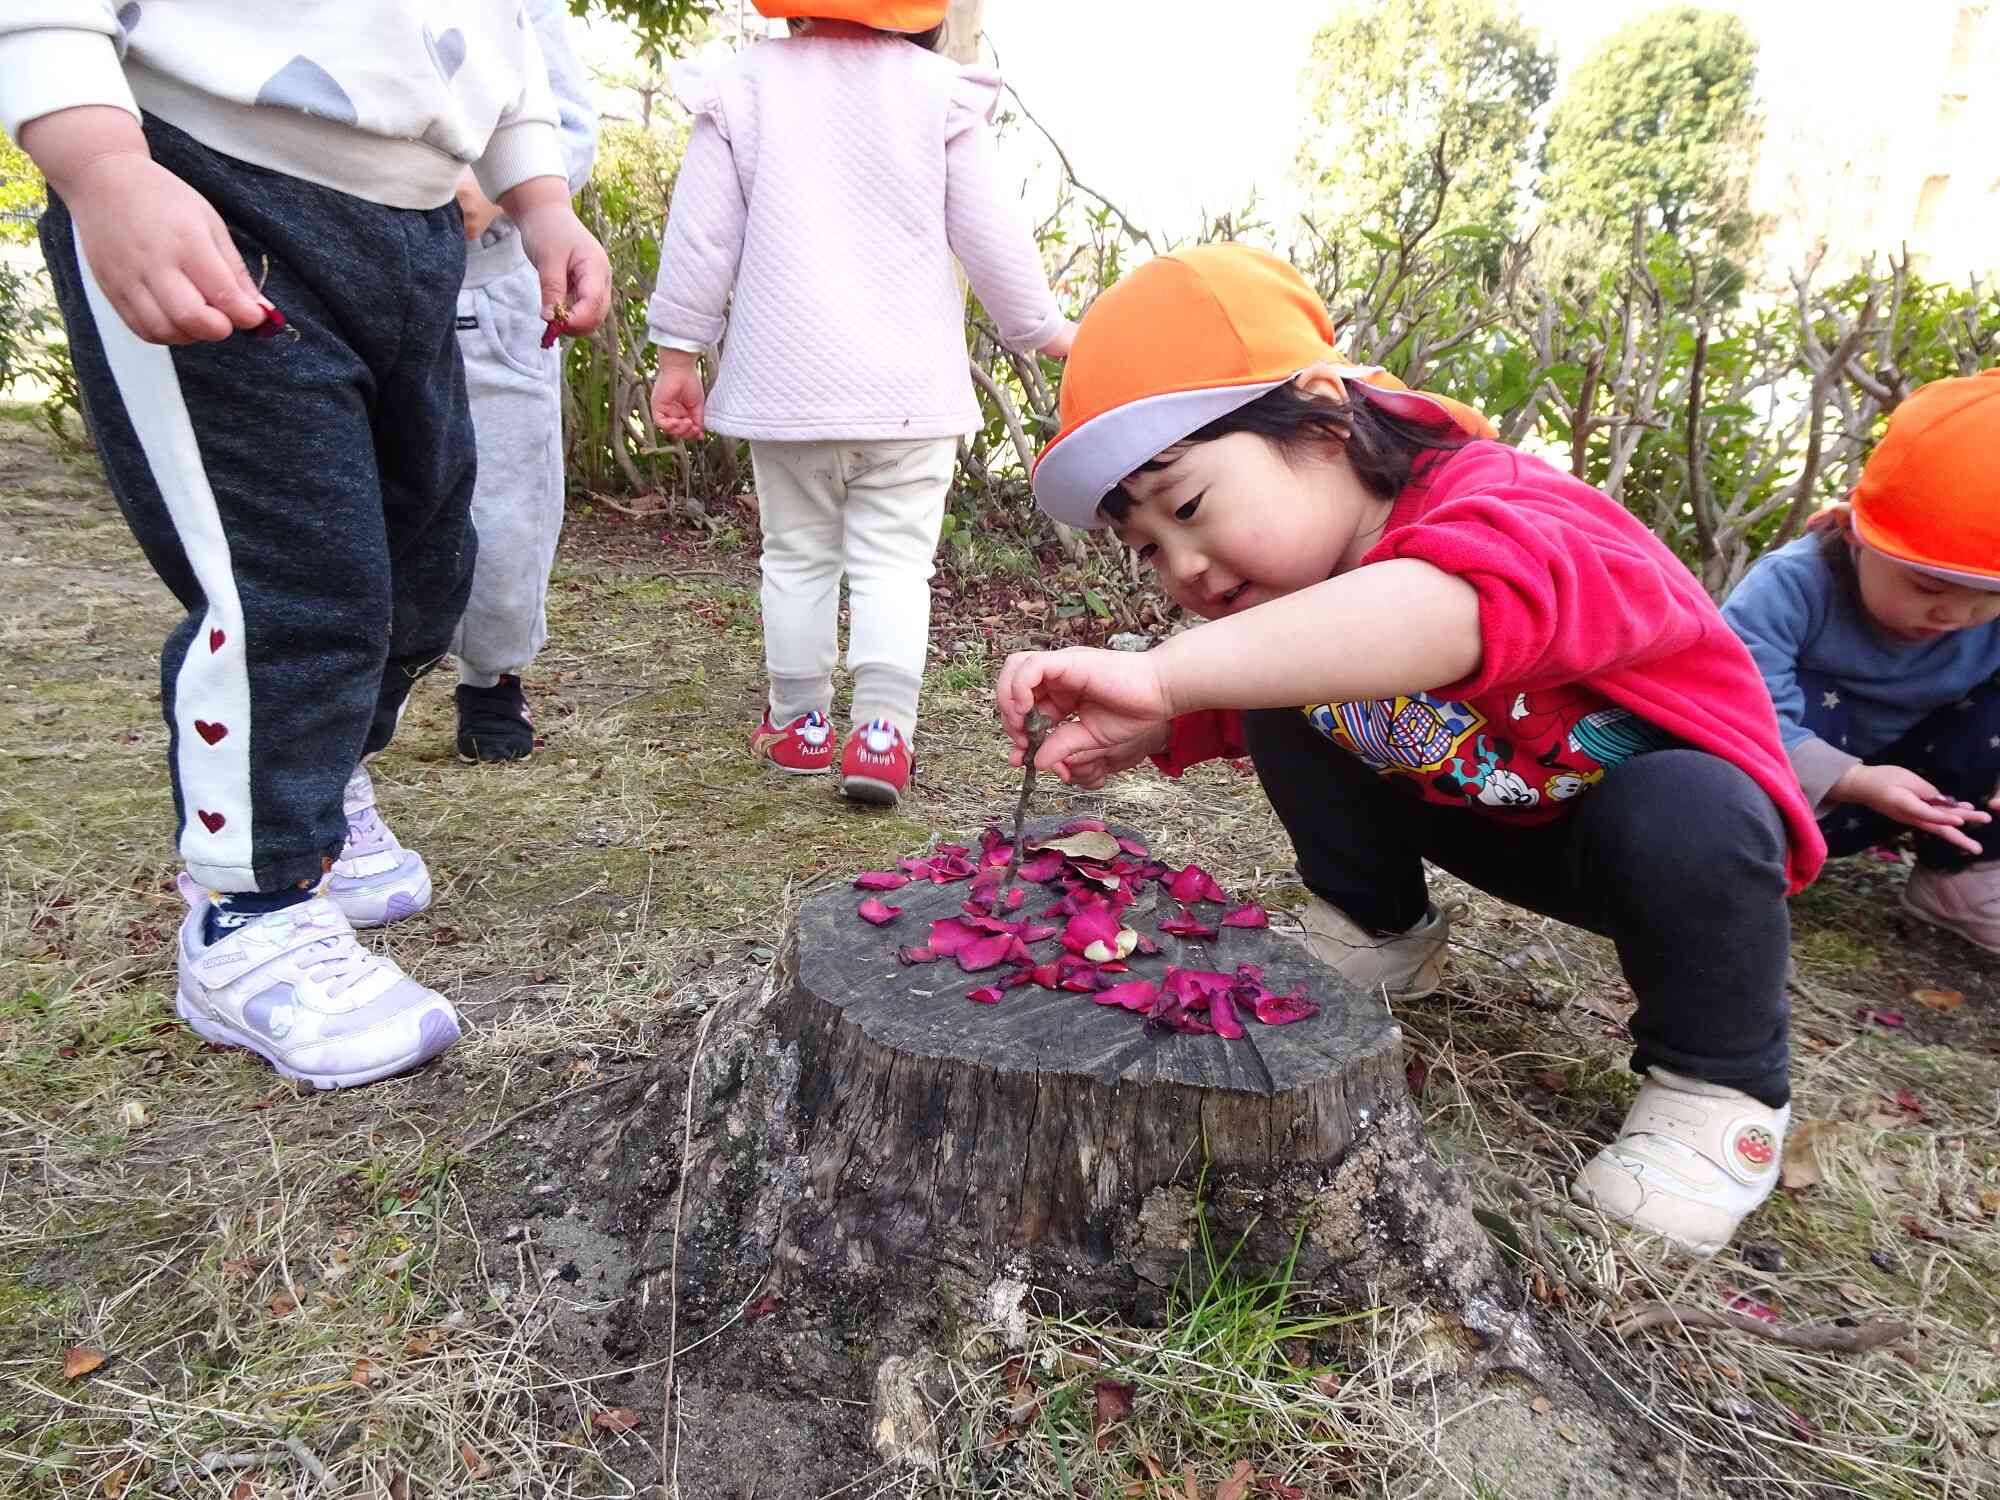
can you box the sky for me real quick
[972,0,1919,244]
[573,0,1970,270]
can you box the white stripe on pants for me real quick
[751,437,958,742]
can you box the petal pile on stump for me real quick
[850,821,1311,1033]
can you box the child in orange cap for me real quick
[1724,370,2000,950]
[999,243,1824,1257]
[649,1,1074,807]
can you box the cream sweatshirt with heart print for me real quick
[0,0,565,209]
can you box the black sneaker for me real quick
[455,675,535,762]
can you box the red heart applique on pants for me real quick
[197,810,226,834]
[194,720,228,744]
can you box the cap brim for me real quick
[1848,524,2000,592]
[1032,368,1469,530]
[1032,379,1287,529]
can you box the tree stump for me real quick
[623,820,1534,1367]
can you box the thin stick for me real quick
[995,711,1051,906]
[1611,1302,1910,1353]
[452,1071,636,1156]
[660,1005,720,1500]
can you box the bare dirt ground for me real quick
[3,404,1997,1499]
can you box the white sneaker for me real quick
[1300,896,1457,1000]
[174,873,461,1089]
[1571,1068,1787,1257]
[327,765,432,928]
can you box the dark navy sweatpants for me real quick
[42,117,476,893]
[1244,708,1794,1107]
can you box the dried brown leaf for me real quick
[743,1292,785,1323]
[220,1257,260,1278]
[1091,1379,1135,1449]
[1215,1460,1256,1500]
[62,1346,107,1380]
[1556,1422,1581,1444]
[230,1478,256,1500]
[1909,987,1965,1011]
[1031,830,1120,861]
[593,1406,642,1433]
[1530,1395,1553,1414]
[385,1468,411,1500]
[350,1358,379,1388]
[266,1290,297,1317]
[1780,1119,1836,1191]
[459,1441,487,1478]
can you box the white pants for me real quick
[750,437,958,741]
[451,236,566,687]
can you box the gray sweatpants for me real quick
[451,231,567,687]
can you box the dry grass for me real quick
[4,403,1999,1497]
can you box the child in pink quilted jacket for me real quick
[648,1,1073,807]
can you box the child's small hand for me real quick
[1037,319,1077,361]
[1830,763,1992,854]
[24,107,268,346]
[1051,723,1172,789]
[455,169,501,242]
[651,350,707,440]
[501,179,611,335]
[997,647,1174,783]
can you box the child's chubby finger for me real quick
[1035,719,1100,777]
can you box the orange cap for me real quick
[753,1,948,30]
[1851,368,2000,590]
[1032,243,1494,529]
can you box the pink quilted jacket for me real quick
[646,28,1065,442]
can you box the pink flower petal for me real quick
[1165,862,1230,904]
[1020,923,1061,944]
[935,844,970,859]
[858,898,902,926]
[967,984,1005,1005]
[1133,934,1162,956]
[1210,991,1246,1039]
[896,945,937,965]
[1029,961,1062,989]
[1116,836,1150,858]
[1060,818,1108,835]
[1016,850,1067,883]
[854,871,911,892]
[1093,979,1159,1012]
[1252,984,1318,1026]
[1061,905,1123,957]
[926,917,983,956]
[1158,907,1220,940]
[1221,902,1269,929]
[957,933,1024,972]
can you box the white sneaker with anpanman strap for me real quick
[1571,1068,1788,1257]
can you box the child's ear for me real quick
[1290,363,1351,403]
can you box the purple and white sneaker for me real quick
[328,765,432,929]
[174,874,460,1089]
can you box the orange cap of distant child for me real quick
[1032,243,1495,529]
[752,1,948,29]
[1851,368,2000,591]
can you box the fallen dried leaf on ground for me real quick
[62,1346,106,1379]
[1092,1378,1135,1449]
[1215,1460,1256,1500]
[593,1407,641,1433]
[1781,1119,1836,1190]
[1909,986,1965,1011]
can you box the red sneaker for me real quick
[751,710,834,774]
[840,719,912,805]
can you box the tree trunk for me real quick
[601,820,1535,1368]
[941,0,985,64]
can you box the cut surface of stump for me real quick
[777,821,1405,1263]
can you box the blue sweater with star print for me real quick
[1721,536,2000,812]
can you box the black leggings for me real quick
[1244,709,1793,1107]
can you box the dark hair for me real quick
[1097,381,1471,525]
[788,17,944,48]
[1816,521,1860,599]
